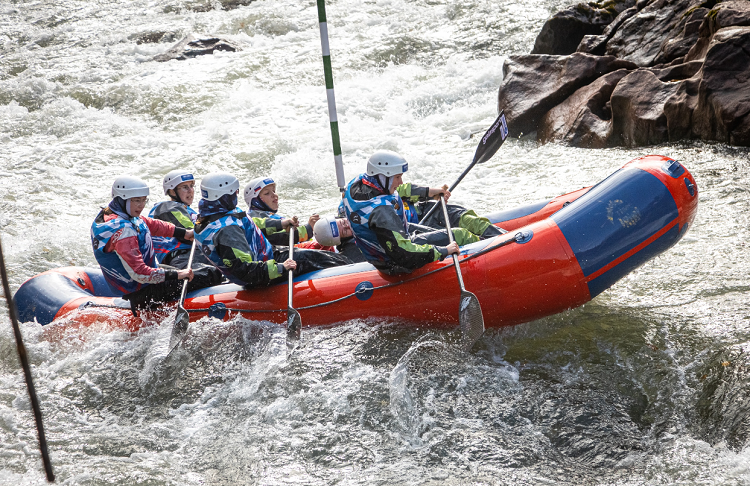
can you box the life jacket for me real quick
[148,201,197,263]
[194,208,274,285]
[402,200,420,224]
[90,210,156,294]
[248,209,282,221]
[342,173,409,264]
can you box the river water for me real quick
[2,0,750,484]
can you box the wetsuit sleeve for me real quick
[369,206,441,270]
[251,217,312,245]
[106,227,173,284]
[142,216,177,238]
[395,183,430,203]
[213,225,281,286]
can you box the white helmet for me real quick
[111,176,149,200]
[200,172,239,201]
[163,169,195,194]
[366,150,408,177]
[313,216,341,246]
[243,177,275,208]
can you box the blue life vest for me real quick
[194,208,274,285]
[342,174,409,264]
[90,211,156,295]
[148,202,197,263]
[402,200,420,224]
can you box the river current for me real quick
[1,0,750,484]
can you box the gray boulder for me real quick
[153,34,242,62]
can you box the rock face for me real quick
[531,0,636,55]
[152,34,242,62]
[499,0,750,147]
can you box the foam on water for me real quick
[2,0,750,483]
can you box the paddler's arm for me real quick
[396,183,451,202]
[251,216,312,245]
[369,206,448,270]
[213,225,282,287]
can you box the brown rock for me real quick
[606,0,705,66]
[693,26,750,145]
[538,69,632,147]
[498,53,638,137]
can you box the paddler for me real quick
[194,172,352,288]
[342,150,477,274]
[312,216,367,263]
[91,176,198,314]
[148,169,224,288]
[242,177,319,247]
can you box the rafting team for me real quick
[91,151,504,313]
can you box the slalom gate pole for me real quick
[316,0,346,192]
[0,235,55,482]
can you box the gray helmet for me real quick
[243,177,275,208]
[200,172,239,201]
[111,176,149,200]
[163,169,195,195]
[366,150,408,177]
[313,216,342,246]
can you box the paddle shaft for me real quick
[439,196,466,290]
[288,229,294,306]
[419,112,508,224]
[316,0,346,192]
[0,235,55,482]
[178,238,197,306]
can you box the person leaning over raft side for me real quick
[194,172,353,288]
[313,215,367,264]
[148,169,223,287]
[343,150,477,275]
[91,176,197,314]
[243,177,319,246]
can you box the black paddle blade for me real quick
[473,111,508,165]
[459,290,485,350]
[168,305,190,353]
[286,307,301,344]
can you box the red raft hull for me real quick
[15,155,698,332]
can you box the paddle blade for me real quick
[168,305,190,353]
[459,290,485,350]
[473,111,508,165]
[286,307,301,345]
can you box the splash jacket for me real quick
[91,210,186,294]
[344,174,459,274]
[148,201,196,263]
[194,208,279,287]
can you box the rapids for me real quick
[1,0,750,484]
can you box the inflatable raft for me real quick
[14,155,698,332]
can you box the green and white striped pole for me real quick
[316,0,346,192]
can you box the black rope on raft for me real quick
[80,233,521,315]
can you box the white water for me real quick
[2,0,750,484]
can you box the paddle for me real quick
[167,238,197,354]
[419,111,508,224]
[286,229,302,346]
[0,235,55,482]
[439,196,485,350]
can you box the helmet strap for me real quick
[168,189,184,204]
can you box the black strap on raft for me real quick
[79,231,525,317]
[0,235,55,483]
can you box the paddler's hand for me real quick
[308,213,320,227]
[282,216,300,230]
[177,269,194,281]
[185,229,194,241]
[428,185,451,202]
[446,241,460,255]
[283,258,297,271]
